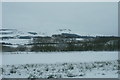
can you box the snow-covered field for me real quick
[2,61,118,78]
[1,51,119,78]
[2,51,118,65]
[1,39,31,45]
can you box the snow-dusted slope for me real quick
[0,28,45,46]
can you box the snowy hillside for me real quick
[0,28,45,46]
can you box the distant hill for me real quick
[1,28,120,52]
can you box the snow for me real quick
[0,53,2,65]
[2,60,118,78]
[76,38,84,41]
[1,51,119,78]
[0,29,45,46]
[1,39,31,45]
[2,51,118,65]
[0,53,2,79]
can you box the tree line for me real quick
[2,36,120,52]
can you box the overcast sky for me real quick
[2,2,118,36]
[0,3,2,28]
